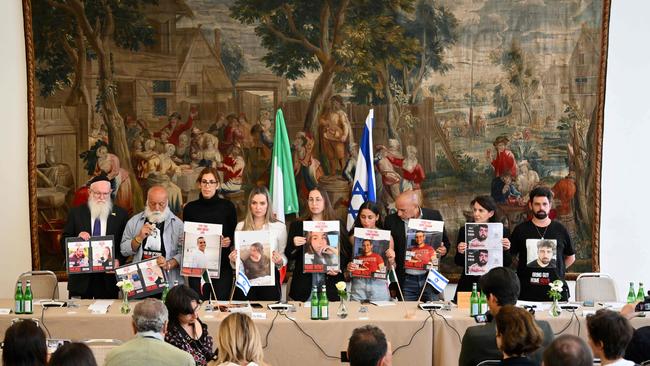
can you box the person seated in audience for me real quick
[2,319,47,366]
[458,267,554,366]
[347,325,392,366]
[49,342,98,366]
[587,309,636,366]
[543,334,594,366]
[164,285,215,365]
[495,305,543,365]
[104,298,194,366]
[625,326,650,364]
[208,313,267,366]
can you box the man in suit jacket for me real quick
[458,267,554,366]
[62,175,128,299]
[384,191,450,301]
[104,298,194,366]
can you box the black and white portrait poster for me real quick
[465,223,503,275]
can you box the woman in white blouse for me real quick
[228,186,287,301]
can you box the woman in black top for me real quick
[285,187,349,301]
[453,195,511,302]
[183,167,237,300]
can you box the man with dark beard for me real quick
[121,186,184,287]
[510,187,575,301]
[62,175,128,299]
[468,224,489,248]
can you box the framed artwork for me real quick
[23,0,610,280]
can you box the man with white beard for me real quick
[121,186,184,287]
[62,175,128,299]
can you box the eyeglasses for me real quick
[90,190,112,198]
[200,180,218,186]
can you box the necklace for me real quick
[534,223,549,239]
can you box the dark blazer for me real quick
[62,204,128,299]
[383,208,450,298]
[458,319,553,366]
[285,219,349,302]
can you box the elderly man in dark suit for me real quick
[62,175,128,299]
[384,190,450,301]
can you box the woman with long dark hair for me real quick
[345,201,395,301]
[285,187,348,301]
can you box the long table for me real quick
[0,300,433,366]
[2,300,648,366]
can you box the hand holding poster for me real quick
[351,228,391,279]
[115,257,168,299]
[66,235,115,274]
[464,223,504,275]
[303,221,340,273]
[405,219,444,270]
[235,230,276,287]
[181,222,223,278]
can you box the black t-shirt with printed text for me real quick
[510,220,575,301]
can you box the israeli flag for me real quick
[346,109,377,231]
[235,265,251,296]
[426,268,449,293]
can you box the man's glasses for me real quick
[200,180,218,186]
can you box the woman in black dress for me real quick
[453,195,511,302]
[285,187,349,301]
[182,167,237,300]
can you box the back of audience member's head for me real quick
[2,319,47,366]
[132,298,168,333]
[48,342,97,366]
[479,267,520,306]
[495,305,543,357]
[165,284,201,328]
[543,334,593,366]
[348,325,390,366]
[215,313,264,365]
[587,308,634,361]
[625,326,650,363]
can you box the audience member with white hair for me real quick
[104,298,194,366]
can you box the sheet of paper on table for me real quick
[88,300,114,314]
[516,300,550,311]
[370,301,396,307]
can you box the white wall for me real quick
[600,1,650,299]
[0,0,31,298]
[0,0,647,300]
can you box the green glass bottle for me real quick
[627,282,637,304]
[310,286,320,320]
[14,282,23,315]
[637,282,646,302]
[479,291,488,315]
[319,285,329,320]
[470,283,479,316]
[23,280,33,315]
[161,283,170,303]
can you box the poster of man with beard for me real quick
[62,175,129,299]
[464,222,503,275]
[121,185,185,286]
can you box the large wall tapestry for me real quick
[23,0,610,280]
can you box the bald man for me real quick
[384,191,450,301]
[62,175,128,299]
[121,186,184,287]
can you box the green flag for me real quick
[270,109,298,222]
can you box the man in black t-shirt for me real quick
[510,187,575,301]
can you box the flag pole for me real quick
[417,277,429,303]
[390,265,411,317]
